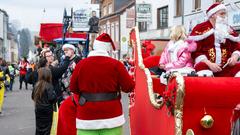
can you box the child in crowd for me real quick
[32,67,57,135]
[159,25,196,83]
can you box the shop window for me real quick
[157,6,168,29]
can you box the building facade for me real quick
[136,0,171,40]
[7,23,19,63]
[99,0,135,59]
[0,9,19,63]
[0,9,8,59]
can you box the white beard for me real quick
[215,16,230,43]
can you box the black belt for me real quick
[79,92,120,106]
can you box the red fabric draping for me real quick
[39,23,87,43]
[57,95,78,135]
[39,23,63,42]
[143,56,160,68]
[152,78,165,95]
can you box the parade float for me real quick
[129,27,240,135]
[37,23,89,57]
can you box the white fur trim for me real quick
[226,35,240,42]
[172,41,188,62]
[88,50,110,57]
[235,71,240,77]
[195,55,208,65]
[232,51,240,58]
[76,114,125,130]
[160,72,167,85]
[169,67,195,76]
[93,40,112,52]
[207,4,227,18]
[62,44,75,51]
[215,43,221,65]
[197,70,214,77]
[188,29,214,41]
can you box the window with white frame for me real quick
[107,23,110,35]
[111,23,115,41]
[103,6,107,16]
[176,0,182,16]
[103,25,106,33]
[157,6,168,29]
[108,3,113,14]
[193,0,201,11]
[138,22,147,32]
[115,23,119,42]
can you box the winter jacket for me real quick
[32,83,57,135]
[88,16,99,33]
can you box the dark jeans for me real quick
[9,79,14,91]
[19,74,27,90]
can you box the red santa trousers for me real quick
[195,62,240,77]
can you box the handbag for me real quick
[50,103,59,135]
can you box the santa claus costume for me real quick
[57,94,78,135]
[69,33,135,135]
[189,2,240,77]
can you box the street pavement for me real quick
[0,78,130,135]
[0,78,35,135]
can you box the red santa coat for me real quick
[189,20,240,66]
[57,94,78,135]
[69,53,135,130]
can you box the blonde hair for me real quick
[169,25,187,41]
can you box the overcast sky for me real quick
[1,0,90,32]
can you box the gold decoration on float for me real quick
[134,27,164,109]
[168,73,185,135]
[200,115,214,128]
[200,108,214,129]
[186,129,195,135]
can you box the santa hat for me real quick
[62,44,75,51]
[206,2,226,18]
[93,33,116,51]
